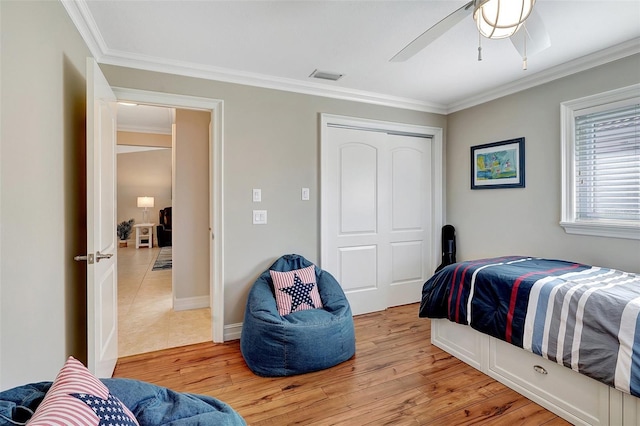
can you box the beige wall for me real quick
[117,131,172,244]
[100,64,447,326]
[117,146,172,241]
[446,54,640,273]
[174,109,211,303]
[1,0,91,388]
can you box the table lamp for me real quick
[137,196,154,224]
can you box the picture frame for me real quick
[470,137,525,189]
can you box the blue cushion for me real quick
[240,254,356,376]
[104,379,244,425]
[0,379,245,426]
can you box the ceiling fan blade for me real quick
[390,1,474,62]
[510,8,551,57]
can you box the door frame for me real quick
[112,87,225,343]
[320,113,445,281]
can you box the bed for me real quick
[419,256,640,425]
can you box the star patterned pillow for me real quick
[28,356,139,426]
[270,265,323,316]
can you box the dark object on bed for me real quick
[419,256,640,397]
[157,206,172,247]
[434,224,456,273]
[0,378,246,425]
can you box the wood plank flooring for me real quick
[113,303,570,425]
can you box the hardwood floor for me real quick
[113,303,570,425]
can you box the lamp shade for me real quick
[474,0,535,39]
[137,196,154,208]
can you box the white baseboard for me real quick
[224,323,242,341]
[173,295,209,311]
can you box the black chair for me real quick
[435,224,456,273]
[157,207,172,247]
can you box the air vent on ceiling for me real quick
[309,69,344,81]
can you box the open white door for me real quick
[86,58,118,377]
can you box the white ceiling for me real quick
[68,0,640,118]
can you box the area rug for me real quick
[152,246,172,271]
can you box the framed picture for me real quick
[471,137,525,189]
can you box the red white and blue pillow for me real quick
[28,356,138,426]
[270,265,323,316]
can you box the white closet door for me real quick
[387,133,432,308]
[323,125,432,316]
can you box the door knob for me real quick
[96,251,113,262]
[74,253,95,264]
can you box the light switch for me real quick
[302,187,310,201]
[253,210,267,224]
[252,189,261,202]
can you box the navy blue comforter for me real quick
[419,256,640,397]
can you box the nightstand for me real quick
[134,223,155,249]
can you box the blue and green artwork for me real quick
[476,149,517,181]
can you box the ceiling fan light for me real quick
[476,18,523,39]
[474,0,535,39]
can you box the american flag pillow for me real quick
[28,356,138,426]
[270,265,323,316]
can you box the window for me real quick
[561,84,640,240]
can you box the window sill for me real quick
[560,221,640,240]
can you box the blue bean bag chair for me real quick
[0,379,245,425]
[240,254,356,376]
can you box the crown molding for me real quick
[62,0,639,116]
[60,0,108,59]
[117,124,172,135]
[61,0,447,114]
[446,38,640,113]
[98,49,448,114]
[116,145,169,154]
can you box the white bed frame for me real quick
[431,319,640,425]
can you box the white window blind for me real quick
[574,102,640,222]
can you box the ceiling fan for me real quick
[390,0,550,67]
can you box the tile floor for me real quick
[117,244,211,357]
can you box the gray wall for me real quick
[446,54,640,273]
[1,0,91,388]
[99,64,447,326]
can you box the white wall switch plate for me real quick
[252,189,261,202]
[253,210,267,224]
[302,187,310,201]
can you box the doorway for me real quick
[111,88,224,359]
[116,105,214,357]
